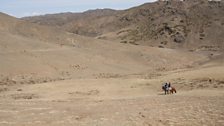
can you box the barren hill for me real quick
[1,12,212,84]
[24,0,224,50]
[1,1,224,126]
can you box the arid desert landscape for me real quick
[0,0,224,126]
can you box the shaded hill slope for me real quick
[0,12,213,85]
[23,0,224,50]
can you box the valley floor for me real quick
[0,65,224,126]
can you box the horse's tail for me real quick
[173,87,177,93]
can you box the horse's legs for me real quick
[165,90,167,95]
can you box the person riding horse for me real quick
[162,82,176,95]
[162,82,169,95]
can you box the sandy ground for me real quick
[0,65,224,126]
[0,42,223,126]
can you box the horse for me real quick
[162,86,177,95]
[169,87,177,94]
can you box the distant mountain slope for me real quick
[23,9,118,37]
[0,12,211,82]
[0,12,106,48]
[23,0,224,50]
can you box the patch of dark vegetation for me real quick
[164,25,173,35]
[0,87,8,93]
[97,36,106,39]
[173,33,185,43]
[11,93,39,100]
[160,41,168,45]
[0,74,71,85]
[200,34,205,37]
[199,29,204,33]
[214,18,220,21]
[180,20,184,23]
[129,41,139,45]
[172,78,224,90]
[73,90,100,96]
[158,45,164,48]
[120,41,127,44]
[117,29,132,35]
[17,89,23,91]
[197,45,220,51]
[94,73,122,79]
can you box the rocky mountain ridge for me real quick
[23,0,224,50]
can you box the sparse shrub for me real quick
[129,41,139,45]
[180,20,184,23]
[200,34,205,37]
[160,41,168,45]
[174,33,185,43]
[199,29,204,33]
[158,45,164,48]
[120,41,127,44]
[214,18,220,21]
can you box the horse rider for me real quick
[163,82,168,94]
[168,82,171,90]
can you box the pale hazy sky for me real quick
[0,0,157,18]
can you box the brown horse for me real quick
[169,87,177,94]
